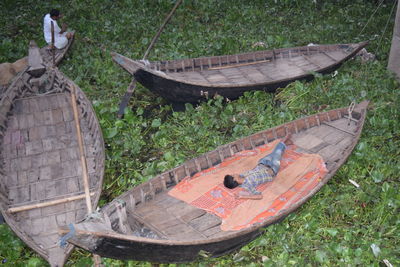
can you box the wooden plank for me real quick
[202,224,225,237]
[129,212,168,239]
[188,213,221,232]
[27,41,45,78]
[169,205,206,222]
[293,132,324,151]
[322,121,356,136]
[324,51,347,61]
[208,59,271,70]
[302,55,324,68]
[323,51,343,62]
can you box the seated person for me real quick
[223,134,293,200]
[43,9,73,49]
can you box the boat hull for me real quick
[135,62,343,103]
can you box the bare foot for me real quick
[282,133,293,145]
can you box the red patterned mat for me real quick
[169,140,327,231]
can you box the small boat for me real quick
[0,41,104,266]
[39,32,75,67]
[60,101,369,263]
[112,41,368,103]
[0,34,74,94]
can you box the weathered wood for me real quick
[8,192,95,213]
[27,41,45,78]
[70,84,93,213]
[0,56,104,267]
[70,83,103,265]
[112,42,368,103]
[208,59,271,70]
[61,102,369,263]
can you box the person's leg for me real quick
[258,142,286,175]
[54,35,68,49]
[66,31,74,39]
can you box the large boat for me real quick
[112,41,368,103]
[0,41,104,266]
[60,101,368,263]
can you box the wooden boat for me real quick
[112,41,368,103]
[39,32,75,67]
[0,35,74,95]
[0,41,104,266]
[60,101,369,263]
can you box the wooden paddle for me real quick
[117,0,183,118]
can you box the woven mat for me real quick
[168,140,327,231]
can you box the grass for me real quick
[0,0,399,266]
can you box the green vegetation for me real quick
[0,0,399,266]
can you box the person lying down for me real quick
[223,134,293,200]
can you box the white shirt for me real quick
[43,14,62,44]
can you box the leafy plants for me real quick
[1,0,399,266]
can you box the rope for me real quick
[85,210,103,221]
[116,199,126,206]
[59,223,76,248]
[347,101,355,126]
[357,0,398,81]
[373,0,398,57]
[357,0,387,39]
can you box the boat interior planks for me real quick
[112,42,368,102]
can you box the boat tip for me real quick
[356,100,370,110]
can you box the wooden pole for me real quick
[117,0,183,117]
[70,84,93,213]
[51,21,55,67]
[388,0,400,80]
[8,193,95,213]
[142,0,183,60]
[70,84,103,265]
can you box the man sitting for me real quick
[43,9,73,49]
[223,134,293,200]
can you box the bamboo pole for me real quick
[51,21,55,67]
[117,0,183,117]
[70,84,102,265]
[70,84,92,213]
[142,0,183,60]
[8,193,95,213]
